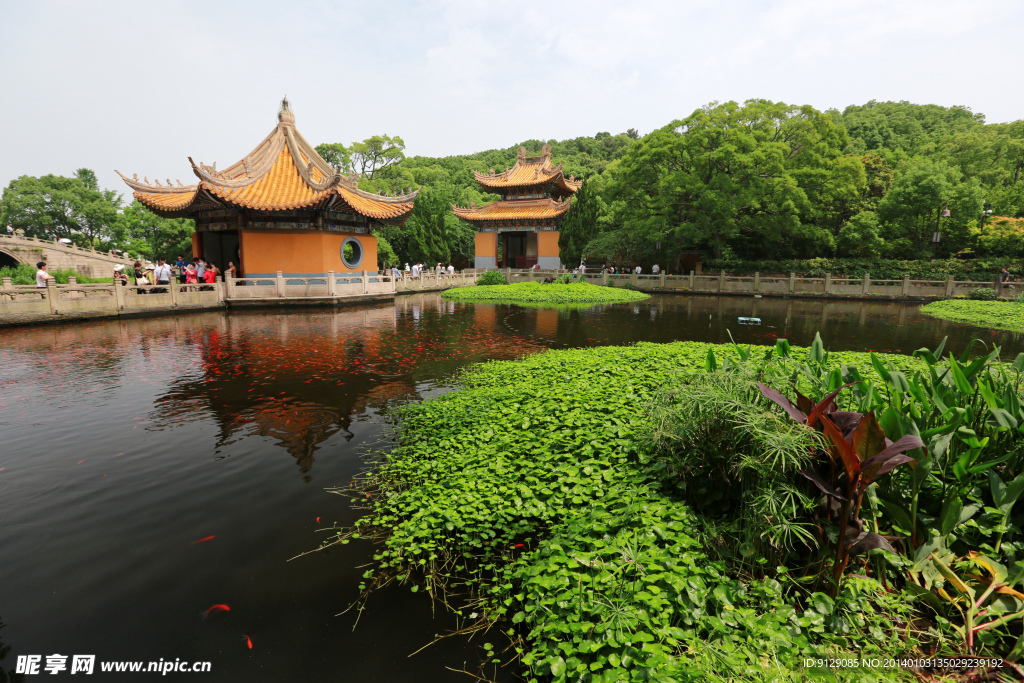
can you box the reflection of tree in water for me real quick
[147,302,526,479]
[0,617,25,683]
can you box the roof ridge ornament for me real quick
[278,95,295,126]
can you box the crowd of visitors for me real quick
[402,263,457,279]
[114,255,228,293]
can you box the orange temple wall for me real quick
[238,230,378,277]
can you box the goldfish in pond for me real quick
[201,604,230,618]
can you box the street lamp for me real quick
[978,202,994,250]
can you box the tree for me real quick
[374,231,399,269]
[877,157,982,257]
[608,99,851,260]
[558,179,599,266]
[1,170,122,244]
[114,201,194,260]
[350,135,406,179]
[625,128,640,140]
[314,143,352,173]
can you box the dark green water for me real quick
[0,293,1020,681]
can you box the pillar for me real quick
[902,275,910,296]
[945,276,954,297]
[824,272,832,294]
[862,274,870,295]
[689,270,695,288]
[328,271,337,296]
[362,270,369,294]
[276,270,285,298]
[46,278,58,314]
[753,271,760,293]
[789,273,796,294]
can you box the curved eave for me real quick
[337,188,417,225]
[134,189,201,217]
[452,198,571,222]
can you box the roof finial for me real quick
[278,96,295,125]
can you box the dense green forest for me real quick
[3,100,1023,269]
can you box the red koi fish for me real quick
[192,536,216,544]
[243,635,252,649]
[202,604,230,618]
[316,517,320,523]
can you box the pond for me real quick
[1,293,1022,681]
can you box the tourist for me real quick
[15,227,25,237]
[175,255,188,284]
[195,259,206,280]
[58,237,73,246]
[35,261,54,288]
[635,265,642,274]
[652,263,660,274]
[202,265,217,289]
[5,225,12,236]
[226,261,238,279]
[185,261,198,285]
[404,262,410,272]
[154,258,172,287]
[1002,268,1012,283]
[113,264,128,286]
[133,261,150,292]
[447,263,455,276]
[436,263,443,278]
[580,263,586,275]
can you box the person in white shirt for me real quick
[580,263,587,275]
[635,265,642,274]
[195,259,206,279]
[404,263,410,272]
[652,264,660,274]
[447,264,455,276]
[35,261,54,288]
[153,258,172,285]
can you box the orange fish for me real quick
[316,517,320,523]
[202,604,230,618]
[77,460,85,465]
[192,536,216,544]
[244,635,252,649]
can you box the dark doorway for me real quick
[0,250,21,270]
[201,231,240,274]
[501,231,535,268]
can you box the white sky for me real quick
[1,0,1021,199]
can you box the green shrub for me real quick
[0,263,106,285]
[704,257,1022,281]
[969,287,998,300]
[475,270,507,286]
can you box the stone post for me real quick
[862,274,870,295]
[46,278,58,314]
[824,272,832,295]
[753,271,760,293]
[602,271,609,286]
[632,270,639,287]
[169,277,178,306]
[945,276,954,297]
[505,267,512,282]
[718,271,725,292]
[276,271,285,298]
[1,277,12,291]
[68,276,77,285]
[659,271,666,287]
[114,280,125,309]
[789,273,796,294]
[902,275,911,296]
[689,270,695,288]
[225,272,235,300]
[996,275,1003,296]
[362,270,369,294]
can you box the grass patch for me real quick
[441,281,649,305]
[921,298,1024,332]
[328,342,935,682]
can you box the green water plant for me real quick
[921,299,1024,333]
[475,270,507,286]
[441,280,648,305]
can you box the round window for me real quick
[341,237,364,269]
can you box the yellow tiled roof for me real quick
[452,197,571,222]
[118,100,418,224]
[474,145,583,194]
[135,190,197,211]
[205,149,327,210]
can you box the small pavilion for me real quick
[117,98,417,278]
[453,145,581,269]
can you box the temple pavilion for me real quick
[117,98,417,278]
[453,145,581,269]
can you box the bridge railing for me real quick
[0,233,134,263]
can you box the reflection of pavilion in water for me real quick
[155,304,422,477]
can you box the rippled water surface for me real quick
[1,293,1023,681]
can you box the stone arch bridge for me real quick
[0,234,134,278]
